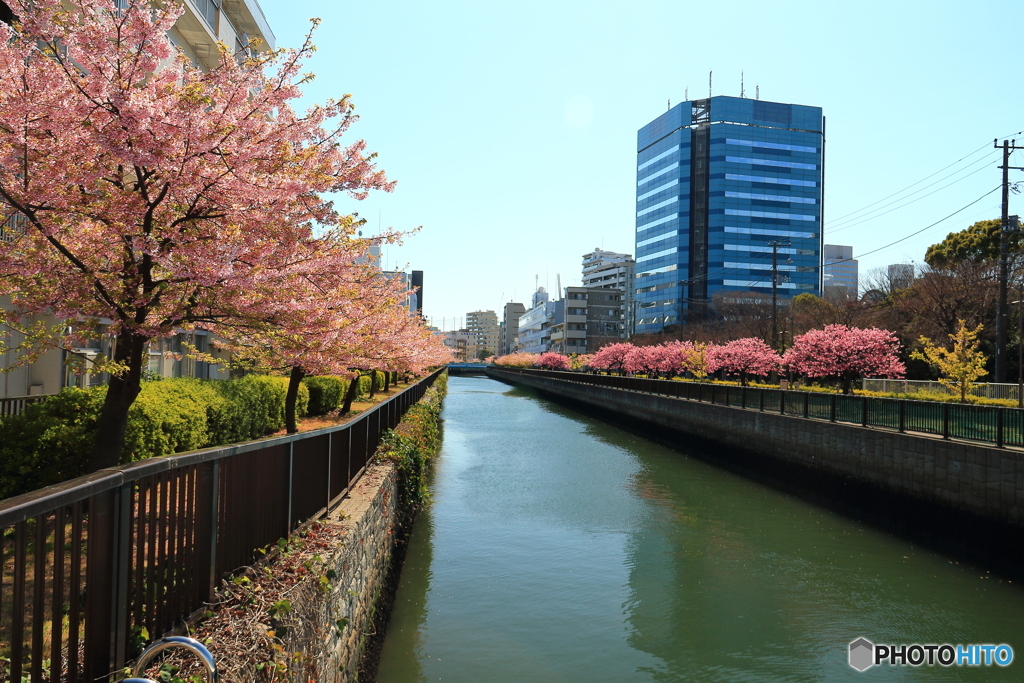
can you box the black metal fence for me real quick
[0,368,443,682]
[492,368,1024,449]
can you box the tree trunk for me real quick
[285,366,305,435]
[340,372,361,416]
[368,370,377,398]
[88,330,148,472]
[382,371,390,393]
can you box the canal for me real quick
[376,376,1024,681]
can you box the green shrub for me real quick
[207,375,307,443]
[122,378,221,461]
[303,376,346,416]
[0,388,103,499]
[377,372,447,507]
[0,374,316,500]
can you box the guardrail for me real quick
[0,394,50,418]
[0,368,443,682]
[491,368,1024,449]
[862,378,1022,401]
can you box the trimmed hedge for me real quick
[303,376,346,416]
[0,375,310,499]
[302,373,388,417]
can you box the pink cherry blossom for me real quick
[706,338,781,386]
[536,352,570,370]
[783,325,905,393]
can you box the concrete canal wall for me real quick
[488,368,1024,529]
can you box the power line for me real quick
[826,153,997,233]
[828,132,1022,225]
[823,186,1001,268]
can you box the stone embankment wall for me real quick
[488,368,1024,528]
[279,461,403,682]
[272,374,444,682]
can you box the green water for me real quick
[376,376,1024,682]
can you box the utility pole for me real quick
[994,138,1024,383]
[769,240,790,351]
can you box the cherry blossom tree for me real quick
[536,352,570,370]
[589,342,634,375]
[623,345,664,377]
[783,325,906,394]
[494,352,539,368]
[0,0,394,469]
[657,340,693,378]
[706,337,781,386]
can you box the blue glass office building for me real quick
[634,96,823,333]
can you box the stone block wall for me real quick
[489,369,1024,528]
[279,461,402,682]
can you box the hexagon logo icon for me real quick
[849,638,875,672]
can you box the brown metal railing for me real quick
[489,367,1024,450]
[0,368,442,682]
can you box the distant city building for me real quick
[443,329,475,362]
[502,302,527,355]
[823,244,858,295]
[634,96,823,334]
[382,271,419,313]
[466,310,500,359]
[550,287,625,354]
[411,270,424,315]
[517,288,562,354]
[887,263,915,290]
[582,248,635,337]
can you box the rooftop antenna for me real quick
[685,87,688,100]
[756,84,760,100]
[667,99,671,111]
[535,274,538,292]
[740,71,745,98]
[557,273,562,299]
[709,70,712,98]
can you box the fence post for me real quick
[780,391,786,415]
[760,389,764,412]
[997,408,1005,449]
[287,441,294,532]
[803,392,809,418]
[942,403,950,439]
[741,387,747,409]
[898,400,905,433]
[861,396,868,427]
[84,488,118,679]
[195,460,220,601]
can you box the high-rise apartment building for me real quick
[822,244,858,295]
[501,302,527,354]
[634,96,823,334]
[466,310,500,359]
[582,249,635,337]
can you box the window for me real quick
[192,0,220,32]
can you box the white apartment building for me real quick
[466,310,500,359]
[581,248,634,338]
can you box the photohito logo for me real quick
[848,638,1013,671]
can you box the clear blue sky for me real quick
[261,0,1023,331]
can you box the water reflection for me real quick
[377,377,1024,682]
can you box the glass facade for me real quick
[634,96,823,334]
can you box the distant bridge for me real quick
[447,363,490,375]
